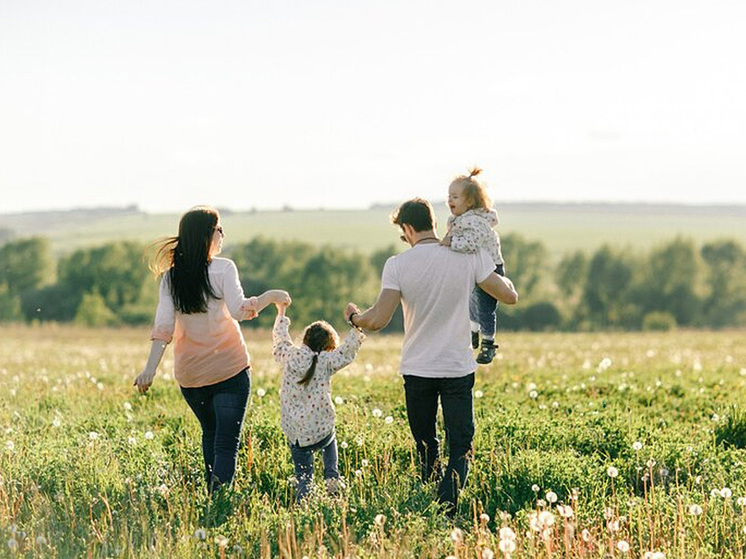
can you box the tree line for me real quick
[1,234,745,331]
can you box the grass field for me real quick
[4,203,746,258]
[2,324,746,557]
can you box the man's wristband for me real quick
[347,312,360,330]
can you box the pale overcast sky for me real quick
[1,0,744,213]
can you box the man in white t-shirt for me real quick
[345,198,517,514]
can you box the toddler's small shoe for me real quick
[476,340,497,365]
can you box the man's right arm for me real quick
[347,288,401,332]
[478,273,518,304]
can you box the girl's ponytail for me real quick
[297,320,339,386]
[298,353,318,386]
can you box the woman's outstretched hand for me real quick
[134,368,156,394]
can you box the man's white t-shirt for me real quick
[381,244,494,378]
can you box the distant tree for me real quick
[0,237,54,295]
[555,251,588,299]
[581,245,634,329]
[57,242,150,310]
[701,240,746,327]
[20,283,81,322]
[74,290,118,327]
[295,247,377,330]
[629,237,703,327]
[500,233,549,302]
[0,282,23,322]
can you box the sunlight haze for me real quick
[1,0,744,213]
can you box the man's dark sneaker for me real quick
[471,331,480,349]
[476,340,497,364]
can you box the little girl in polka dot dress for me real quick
[272,301,365,502]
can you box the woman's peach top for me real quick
[151,257,252,388]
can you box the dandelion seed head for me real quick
[128,437,137,445]
[88,431,99,440]
[340,441,348,449]
[256,388,266,398]
[531,484,540,492]
[5,440,14,452]
[538,510,555,527]
[450,528,463,543]
[52,418,61,427]
[481,548,495,559]
[617,540,630,553]
[607,466,619,478]
[123,402,132,411]
[720,487,732,499]
[372,408,383,418]
[499,527,516,540]
[334,396,344,405]
[214,535,229,548]
[737,497,746,507]
[689,504,703,516]
[475,390,484,399]
[581,529,592,542]
[374,514,386,526]
[545,491,557,503]
[498,538,516,553]
[480,513,490,523]
[384,416,393,424]
[632,441,643,451]
[144,431,154,440]
[194,528,206,540]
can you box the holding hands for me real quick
[240,290,292,319]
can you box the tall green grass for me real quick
[1,325,745,557]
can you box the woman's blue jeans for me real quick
[180,368,250,493]
[469,263,505,337]
[289,432,339,502]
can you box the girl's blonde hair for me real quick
[450,167,492,211]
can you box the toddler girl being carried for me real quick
[441,167,506,365]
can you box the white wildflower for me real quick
[607,466,619,478]
[498,538,516,553]
[617,540,630,553]
[632,441,643,451]
[499,527,516,540]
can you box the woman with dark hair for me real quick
[134,205,290,493]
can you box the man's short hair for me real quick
[391,198,435,232]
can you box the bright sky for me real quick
[1,0,744,213]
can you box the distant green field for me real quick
[3,203,746,258]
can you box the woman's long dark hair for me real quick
[298,321,339,386]
[150,206,220,314]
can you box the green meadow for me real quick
[2,324,746,558]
